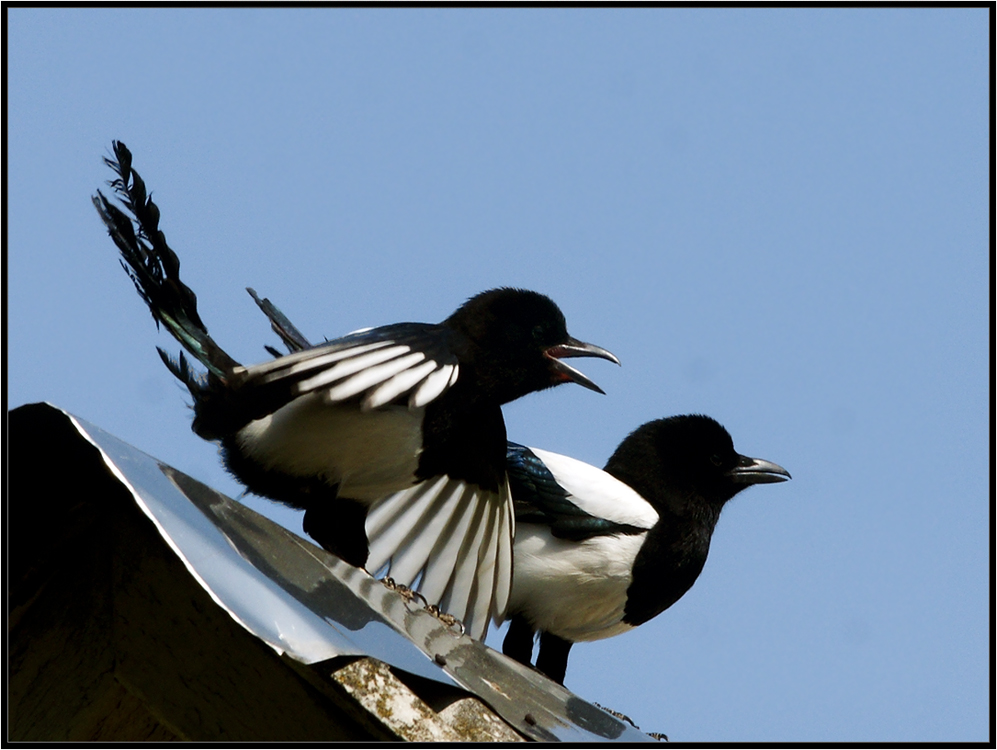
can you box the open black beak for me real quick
[728,455,792,485]
[544,337,621,394]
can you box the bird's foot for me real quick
[594,703,668,741]
[379,576,428,606]
[425,604,466,636]
[594,702,637,727]
[379,578,466,636]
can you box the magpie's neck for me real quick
[451,354,553,407]
[417,396,508,493]
[615,466,724,628]
[607,436,729,627]
[441,318,552,407]
[604,454,725,534]
[623,515,714,627]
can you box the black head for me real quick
[443,288,619,404]
[604,415,791,515]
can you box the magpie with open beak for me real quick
[501,415,790,683]
[93,141,619,639]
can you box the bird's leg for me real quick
[535,630,573,685]
[502,614,537,667]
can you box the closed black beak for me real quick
[728,455,792,485]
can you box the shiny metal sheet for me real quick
[68,410,653,742]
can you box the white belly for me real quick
[509,525,646,642]
[235,392,425,502]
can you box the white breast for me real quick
[509,524,647,643]
[235,392,425,502]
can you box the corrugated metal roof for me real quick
[58,406,653,742]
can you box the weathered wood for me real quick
[7,404,371,741]
[9,404,122,740]
[330,657,465,741]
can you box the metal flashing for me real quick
[66,409,651,743]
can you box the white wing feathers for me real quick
[300,345,416,394]
[362,359,439,410]
[365,476,514,640]
[235,327,459,412]
[527,446,659,530]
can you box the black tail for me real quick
[157,347,210,397]
[93,141,240,381]
[246,288,313,354]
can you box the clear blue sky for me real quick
[7,8,990,742]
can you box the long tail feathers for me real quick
[247,287,312,354]
[93,141,239,380]
[157,347,209,399]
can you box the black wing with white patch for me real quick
[506,442,648,542]
[364,475,514,641]
[235,323,461,412]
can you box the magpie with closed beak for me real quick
[501,415,790,683]
[93,141,619,639]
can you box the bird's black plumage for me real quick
[502,416,790,683]
[94,141,620,638]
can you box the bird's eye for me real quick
[531,324,546,342]
[709,454,723,467]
